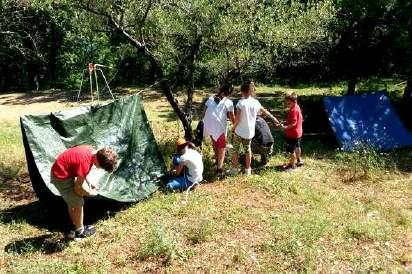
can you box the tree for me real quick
[73,0,336,139]
[333,0,397,94]
[387,0,412,103]
[0,0,64,90]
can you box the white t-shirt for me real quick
[235,97,263,139]
[180,148,203,183]
[203,96,234,141]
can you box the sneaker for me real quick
[228,168,240,176]
[188,182,199,191]
[245,168,252,176]
[261,155,268,166]
[216,168,224,178]
[297,159,304,167]
[75,225,96,240]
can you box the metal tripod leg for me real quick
[98,68,115,100]
[89,70,94,102]
[76,69,88,103]
[94,68,99,101]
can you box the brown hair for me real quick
[286,92,298,102]
[219,84,233,96]
[240,81,252,94]
[96,147,118,173]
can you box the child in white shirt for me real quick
[231,81,280,175]
[167,139,203,191]
[203,84,235,176]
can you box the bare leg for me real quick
[295,147,301,161]
[231,152,239,169]
[216,148,225,170]
[68,207,83,230]
[288,152,297,166]
[245,151,252,169]
[212,146,218,166]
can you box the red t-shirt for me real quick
[285,104,303,139]
[51,145,94,180]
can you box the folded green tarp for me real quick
[20,95,166,203]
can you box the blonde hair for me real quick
[286,92,298,102]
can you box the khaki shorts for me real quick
[50,173,84,208]
[232,133,252,154]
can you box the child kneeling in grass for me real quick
[167,139,203,191]
[281,92,304,171]
[51,145,117,239]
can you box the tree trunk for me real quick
[184,85,194,126]
[402,76,412,103]
[83,5,195,140]
[161,79,193,141]
[148,58,157,84]
[347,76,357,95]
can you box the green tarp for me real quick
[20,95,166,203]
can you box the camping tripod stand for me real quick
[76,63,115,103]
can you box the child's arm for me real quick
[175,163,184,176]
[171,155,185,176]
[282,109,298,129]
[232,108,241,131]
[260,107,280,126]
[228,110,235,124]
[282,120,297,130]
[74,176,96,196]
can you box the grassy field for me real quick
[0,80,411,273]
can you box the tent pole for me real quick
[94,66,100,101]
[77,69,87,103]
[89,68,94,103]
[99,68,115,100]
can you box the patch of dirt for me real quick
[0,92,76,123]
[0,173,37,204]
[201,180,282,211]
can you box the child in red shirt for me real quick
[51,145,117,239]
[281,92,303,171]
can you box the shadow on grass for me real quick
[1,199,131,255]
[0,199,130,232]
[4,233,70,255]
[0,90,77,105]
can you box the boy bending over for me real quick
[51,145,117,239]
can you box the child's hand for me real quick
[88,188,98,197]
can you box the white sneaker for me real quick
[245,168,252,176]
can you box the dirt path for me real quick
[0,91,78,123]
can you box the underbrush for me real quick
[137,223,179,264]
[335,146,397,183]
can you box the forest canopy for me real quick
[1,0,411,138]
[1,0,410,90]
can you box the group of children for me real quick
[49,81,303,239]
[166,81,304,191]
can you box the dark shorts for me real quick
[286,138,301,154]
